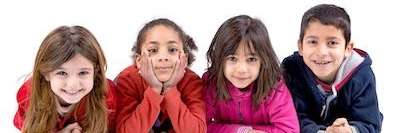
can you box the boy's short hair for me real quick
[299,4,351,45]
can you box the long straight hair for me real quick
[22,26,108,133]
[206,15,281,106]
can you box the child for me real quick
[13,26,117,133]
[282,4,383,133]
[114,18,206,133]
[203,15,299,133]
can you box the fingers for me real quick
[71,128,81,133]
[58,122,82,133]
[332,118,349,127]
[162,52,186,90]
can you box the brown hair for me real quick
[22,26,108,133]
[206,15,281,106]
[132,18,197,66]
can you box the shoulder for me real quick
[115,65,140,81]
[17,79,32,105]
[179,68,202,85]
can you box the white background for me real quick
[0,0,397,132]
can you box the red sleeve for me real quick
[162,69,206,133]
[114,66,164,133]
[105,79,117,133]
[13,79,32,130]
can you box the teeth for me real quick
[62,89,82,95]
[314,61,330,65]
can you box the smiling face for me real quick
[223,41,260,89]
[45,53,94,105]
[299,20,353,83]
[140,25,183,82]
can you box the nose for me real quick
[237,61,249,74]
[155,50,170,62]
[66,76,80,92]
[316,44,329,57]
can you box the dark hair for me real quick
[299,4,351,45]
[132,18,197,66]
[206,15,281,106]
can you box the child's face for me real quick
[45,53,94,105]
[140,25,183,82]
[224,41,260,89]
[299,20,353,83]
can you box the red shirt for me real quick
[13,79,117,132]
[114,65,206,133]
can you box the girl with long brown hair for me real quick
[13,26,116,133]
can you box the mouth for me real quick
[61,89,84,96]
[234,77,250,81]
[154,66,173,71]
[312,60,332,65]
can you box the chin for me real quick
[232,82,250,89]
[157,75,172,82]
[63,97,82,104]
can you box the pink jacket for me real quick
[203,74,299,133]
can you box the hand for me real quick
[162,52,187,92]
[57,122,82,133]
[326,118,352,133]
[136,51,163,94]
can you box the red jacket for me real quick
[13,78,117,132]
[114,65,206,133]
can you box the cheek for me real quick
[49,78,64,91]
[82,77,94,91]
[223,63,232,76]
[251,63,261,76]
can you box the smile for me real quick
[62,89,84,95]
[313,60,332,65]
[155,66,173,70]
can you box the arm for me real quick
[105,79,117,133]
[13,80,31,130]
[346,69,382,133]
[290,86,326,133]
[202,78,248,133]
[162,72,206,133]
[282,58,326,133]
[252,82,300,133]
[115,75,163,133]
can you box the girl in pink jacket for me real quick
[203,15,299,133]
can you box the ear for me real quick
[344,41,354,57]
[44,74,50,81]
[297,40,303,56]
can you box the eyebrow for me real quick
[148,41,160,45]
[305,36,318,39]
[57,67,93,71]
[306,35,340,40]
[167,40,178,45]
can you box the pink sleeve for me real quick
[253,82,300,133]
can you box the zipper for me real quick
[238,101,244,123]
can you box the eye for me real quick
[247,57,258,62]
[147,48,158,54]
[168,47,179,54]
[226,56,237,62]
[78,71,90,76]
[327,40,339,47]
[306,39,318,45]
[56,71,67,76]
